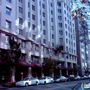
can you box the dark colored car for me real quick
[67,75,75,81]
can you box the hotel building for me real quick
[0,0,77,81]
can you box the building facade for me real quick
[0,0,77,81]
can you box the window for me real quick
[6,20,11,29]
[43,21,45,26]
[59,23,62,27]
[19,29,23,35]
[59,38,63,43]
[18,0,22,3]
[52,34,54,39]
[51,3,52,7]
[57,2,61,6]
[42,4,45,9]
[51,18,53,22]
[28,12,30,18]
[21,41,26,48]
[32,14,35,20]
[6,7,11,15]
[28,2,30,8]
[6,0,11,3]
[32,34,35,40]
[59,30,63,35]
[66,39,68,43]
[51,10,53,14]
[66,31,68,36]
[43,30,46,35]
[32,5,35,11]
[58,9,61,13]
[19,6,23,14]
[43,39,46,44]
[52,26,54,30]
[28,22,30,27]
[32,24,35,30]
[32,0,35,1]
[19,17,23,24]
[52,43,54,47]
[58,16,62,20]
[43,12,45,17]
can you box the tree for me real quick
[42,57,57,77]
[0,36,21,82]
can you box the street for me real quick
[1,79,90,90]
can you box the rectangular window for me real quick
[59,38,63,43]
[59,23,62,27]
[43,12,45,17]
[32,34,35,40]
[43,21,45,26]
[57,2,61,6]
[32,24,35,30]
[43,29,46,35]
[51,18,53,22]
[28,22,30,27]
[52,43,54,47]
[19,6,23,14]
[28,12,30,18]
[51,10,53,14]
[6,7,11,15]
[6,0,11,3]
[32,5,35,11]
[19,29,23,35]
[28,2,30,8]
[32,14,35,20]
[19,17,23,24]
[52,26,54,30]
[51,3,52,7]
[43,39,46,44]
[52,34,54,39]
[42,4,45,9]
[6,20,11,29]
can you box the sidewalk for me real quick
[0,84,9,89]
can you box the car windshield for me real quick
[40,77,46,79]
[22,77,29,81]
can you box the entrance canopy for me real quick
[19,60,34,67]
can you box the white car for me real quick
[55,76,68,82]
[75,75,81,80]
[16,76,39,86]
[39,76,54,84]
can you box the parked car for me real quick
[75,75,81,80]
[81,75,88,79]
[67,75,75,81]
[54,76,68,82]
[39,76,54,84]
[16,76,39,86]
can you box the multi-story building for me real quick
[0,0,77,81]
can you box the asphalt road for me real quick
[1,79,90,90]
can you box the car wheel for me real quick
[36,81,39,85]
[51,80,53,83]
[44,81,46,84]
[25,83,28,87]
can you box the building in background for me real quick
[0,0,77,81]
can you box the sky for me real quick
[71,0,90,39]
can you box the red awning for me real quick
[57,66,66,70]
[31,62,42,68]
[19,60,33,67]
